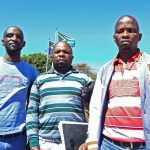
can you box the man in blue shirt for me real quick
[0,26,38,150]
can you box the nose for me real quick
[122,30,129,38]
[11,35,17,41]
[58,51,65,57]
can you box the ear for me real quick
[72,55,74,60]
[1,39,4,46]
[22,41,26,47]
[113,35,116,42]
[138,33,142,41]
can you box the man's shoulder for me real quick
[0,57,3,64]
[35,71,53,82]
[142,52,150,60]
[75,70,89,76]
[71,69,93,81]
[20,61,38,78]
[98,60,113,71]
[95,60,114,81]
[21,60,35,69]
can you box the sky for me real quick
[0,0,150,72]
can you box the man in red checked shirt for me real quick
[79,15,150,150]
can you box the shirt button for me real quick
[146,129,150,134]
[144,110,146,114]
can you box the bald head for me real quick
[2,26,26,57]
[113,15,142,62]
[52,41,72,53]
[3,26,24,39]
[52,41,73,74]
[115,15,140,32]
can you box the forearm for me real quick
[31,146,40,150]
[26,83,40,148]
[86,73,102,149]
[28,137,39,149]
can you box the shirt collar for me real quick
[113,49,141,66]
[47,66,79,75]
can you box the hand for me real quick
[78,143,88,150]
[31,146,40,150]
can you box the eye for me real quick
[54,49,60,54]
[115,29,124,34]
[6,33,13,38]
[64,50,70,54]
[128,28,137,33]
[16,35,23,40]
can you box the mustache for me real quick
[57,57,65,61]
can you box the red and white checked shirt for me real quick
[103,51,145,142]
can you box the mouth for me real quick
[58,61,65,64]
[9,42,17,47]
[57,58,65,63]
[121,40,130,44]
[119,40,131,49]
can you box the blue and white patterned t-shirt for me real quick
[0,57,38,135]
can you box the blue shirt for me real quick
[0,58,38,135]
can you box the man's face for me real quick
[113,17,142,52]
[2,27,25,52]
[52,42,73,72]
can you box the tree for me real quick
[22,53,52,73]
[73,63,97,80]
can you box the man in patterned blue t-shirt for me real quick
[0,26,38,150]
